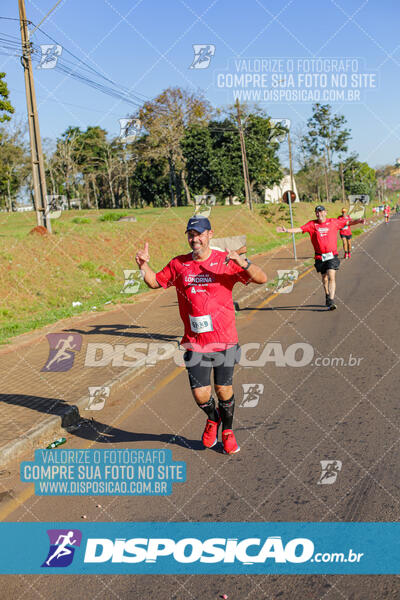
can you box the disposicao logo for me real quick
[42,529,82,567]
[41,333,82,372]
[83,536,314,564]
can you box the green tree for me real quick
[139,87,211,206]
[209,118,243,202]
[0,73,14,123]
[295,157,326,203]
[207,110,284,204]
[245,114,283,198]
[0,125,29,210]
[181,124,214,196]
[343,156,376,196]
[301,103,351,202]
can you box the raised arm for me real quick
[135,242,161,289]
[276,225,303,234]
[348,218,366,227]
[225,250,267,284]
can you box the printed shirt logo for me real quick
[42,529,82,567]
[185,274,214,284]
[316,226,329,237]
[41,333,82,372]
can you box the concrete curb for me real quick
[0,359,151,466]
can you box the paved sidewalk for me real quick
[0,236,316,466]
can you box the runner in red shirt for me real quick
[135,217,267,455]
[338,207,352,259]
[276,205,365,310]
[384,204,391,224]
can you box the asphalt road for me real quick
[1,216,400,599]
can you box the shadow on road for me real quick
[0,393,205,452]
[240,305,327,313]
[267,256,312,261]
[0,394,78,427]
[70,419,205,452]
[65,323,180,342]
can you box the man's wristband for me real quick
[242,258,252,270]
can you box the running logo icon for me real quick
[41,333,82,372]
[317,460,342,485]
[119,118,141,142]
[189,44,215,69]
[38,44,62,69]
[240,383,264,408]
[42,529,82,568]
[121,269,143,294]
[276,269,298,294]
[86,386,110,411]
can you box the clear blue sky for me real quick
[1,0,400,167]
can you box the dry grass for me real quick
[0,202,377,343]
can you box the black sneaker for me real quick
[326,298,337,310]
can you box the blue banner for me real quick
[20,449,186,496]
[1,522,400,574]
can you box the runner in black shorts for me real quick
[135,217,267,454]
[277,205,365,310]
[184,344,241,390]
[338,207,352,259]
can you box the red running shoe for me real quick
[222,429,240,454]
[202,416,221,448]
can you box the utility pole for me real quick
[235,99,252,210]
[285,131,297,261]
[18,0,51,232]
[287,130,295,194]
[339,162,346,204]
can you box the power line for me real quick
[34,24,166,110]
[0,17,168,114]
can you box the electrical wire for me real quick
[0,18,168,114]
[34,24,166,110]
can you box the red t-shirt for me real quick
[156,249,251,352]
[300,218,343,256]
[338,214,351,235]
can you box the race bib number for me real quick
[321,252,334,261]
[189,314,213,334]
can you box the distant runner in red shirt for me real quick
[135,217,267,455]
[338,207,352,259]
[276,205,365,310]
[384,204,391,224]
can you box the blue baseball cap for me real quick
[185,217,212,233]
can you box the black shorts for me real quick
[340,233,352,239]
[314,256,340,274]
[183,344,241,389]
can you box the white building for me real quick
[15,205,34,212]
[264,175,299,203]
